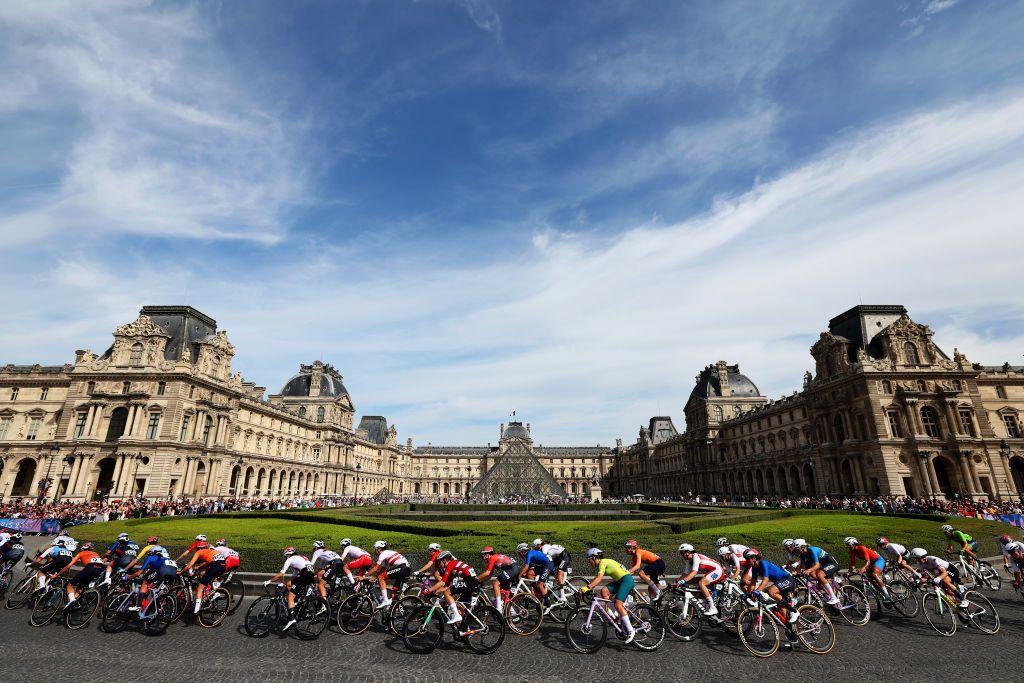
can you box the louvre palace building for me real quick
[0,306,608,503]
[1,304,1022,503]
[605,305,1024,501]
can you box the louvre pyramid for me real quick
[470,439,565,500]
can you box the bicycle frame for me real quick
[416,595,489,637]
[581,594,629,636]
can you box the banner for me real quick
[999,514,1024,529]
[0,518,63,534]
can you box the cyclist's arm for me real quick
[586,568,605,590]
[627,554,642,573]
[52,552,82,577]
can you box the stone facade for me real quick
[0,306,611,502]
[607,305,1024,500]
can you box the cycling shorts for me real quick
[290,567,316,590]
[199,561,226,586]
[551,552,571,573]
[384,563,412,589]
[772,575,796,595]
[494,563,518,589]
[346,554,374,574]
[870,557,886,572]
[72,564,105,589]
[819,556,839,578]
[2,548,25,564]
[969,540,979,553]
[40,556,72,574]
[529,564,551,582]
[642,558,666,583]
[448,573,479,601]
[606,574,635,603]
[224,555,240,572]
[703,566,724,583]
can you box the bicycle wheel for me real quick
[224,574,245,614]
[889,580,919,618]
[837,584,870,626]
[143,594,175,636]
[244,596,279,638]
[505,592,543,636]
[464,603,505,654]
[663,596,701,642]
[977,562,1001,592]
[169,581,191,623]
[336,592,375,635]
[962,591,999,634]
[629,604,665,651]
[66,589,100,630]
[30,586,65,627]
[198,588,231,628]
[545,587,577,624]
[293,595,330,640]
[387,596,422,636]
[794,605,835,654]
[4,576,35,610]
[921,592,956,636]
[101,593,131,633]
[402,604,444,654]
[736,607,780,658]
[564,606,607,654]
[717,590,742,624]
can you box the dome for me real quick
[689,364,761,401]
[279,363,350,399]
[501,421,531,440]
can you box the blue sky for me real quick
[2,0,1024,445]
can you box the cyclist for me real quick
[794,538,840,605]
[876,537,920,580]
[743,548,800,648]
[51,541,106,609]
[535,538,571,601]
[414,542,443,576]
[717,542,750,582]
[942,524,978,567]
[212,538,240,573]
[310,540,342,601]
[0,531,25,573]
[35,537,74,593]
[175,534,209,563]
[845,536,892,602]
[518,541,555,602]
[265,547,316,631]
[179,539,225,618]
[625,539,665,601]
[130,537,178,611]
[997,534,1024,588]
[366,540,410,608]
[424,551,478,624]
[339,538,374,584]
[780,539,802,571]
[478,546,517,612]
[677,542,725,617]
[909,547,968,608]
[103,533,139,585]
[581,547,635,644]
[49,529,78,553]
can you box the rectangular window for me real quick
[996,386,1008,399]
[179,414,191,442]
[122,381,131,394]
[1004,414,1022,439]
[10,387,18,401]
[40,387,49,401]
[147,414,160,439]
[887,411,903,438]
[0,417,10,440]
[958,408,976,437]
[157,382,166,396]
[188,385,195,398]
[73,412,88,438]
[26,417,41,440]
[313,447,321,459]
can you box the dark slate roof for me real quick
[356,416,389,444]
[1,365,68,374]
[139,305,217,362]
[501,421,531,440]
[648,416,677,444]
[689,364,761,401]
[280,369,349,399]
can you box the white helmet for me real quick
[678,543,695,553]
[941,524,953,534]
[195,534,207,542]
[374,540,387,551]
[517,542,529,553]
[586,547,603,558]
[312,540,325,550]
[909,547,928,561]
[116,533,129,542]
[716,546,731,558]
[781,538,795,548]
[843,536,858,547]
[428,542,441,552]
[794,538,808,547]
[339,538,352,548]
[532,538,544,548]
[715,537,729,547]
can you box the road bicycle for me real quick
[168,570,232,627]
[29,576,71,627]
[920,582,999,637]
[63,580,106,630]
[564,589,665,653]
[0,555,24,598]
[401,593,506,654]
[735,591,835,658]
[244,581,330,640]
[101,579,175,636]
[661,582,717,642]
[29,573,106,630]
[476,575,544,636]
[846,571,919,619]
[945,552,1000,592]
[335,573,417,635]
[793,574,870,626]
[221,568,245,615]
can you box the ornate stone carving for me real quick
[114,314,170,339]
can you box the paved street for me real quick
[1,584,1022,682]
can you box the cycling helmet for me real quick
[55,539,66,547]
[195,534,207,542]
[116,533,129,542]
[196,541,211,550]
[427,542,441,552]
[283,546,296,557]
[940,524,953,534]
[743,548,762,561]
[373,540,388,551]
[12,532,22,541]
[793,538,807,547]
[781,538,794,549]
[215,538,226,547]
[312,540,325,550]
[586,547,603,558]
[677,543,695,553]
[532,538,544,548]
[81,542,95,551]
[908,547,927,560]
[435,551,453,565]
[516,542,529,553]
[147,536,159,544]
[843,536,859,547]
[715,537,729,547]
[625,539,638,549]
[999,534,1013,546]
[480,546,494,555]
[716,546,732,558]
[339,538,352,548]
[876,536,889,547]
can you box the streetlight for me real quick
[999,439,1013,500]
[130,452,145,497]
[355,463,362,504]
[38,443,60,503]
[53,454,76,503]
[233,456,245,502]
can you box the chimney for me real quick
[716,360,731,397]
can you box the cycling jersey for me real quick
[596,558,628,581]
[376,549,409,568]
[483,554,515,573]
[72,550,105,567]
[137,544,169,563]
[541,543,565,557]
[340,546,369,561]
[440,559,476,584]
[800,546,831,567]
[525,549,554,572]
[950,530,973,546]
[880,542,908,560]
[213,546,240,570]
[751,560,796,593]
[918,555,950,573]
[191,548,220,566]
[40,545,74,569]
[631,548,660,565]
[0,532,10,547]
[720,544,749,570]
[849,545,881,563]
[280,555,314,576]
[182,539,208,555]
[684,553,724,581]
[52,535,78,552]
[1002,542,1024,570]
[311,548,341,569]
[106,540,140,567]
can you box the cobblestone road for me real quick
[1,586,1021,682]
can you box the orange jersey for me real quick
[192,548,220,565]
[74,550,104,566]
[631,548,660,565]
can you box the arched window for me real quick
[713,405,724,422]
[886,410,903,438]
[996,385,1008,399]
[211,354,222,375]
[882,380,892,394]
[129,343,144,366]
[316,406,325,423]
[298,406,306,418]
[832,415,846,442]
[920,406,942,438]
[903,342,920,366]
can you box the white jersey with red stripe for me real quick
[341,546,369,562]
[720,544,748,570]
[686,553,724,576]
[377,549,408,567]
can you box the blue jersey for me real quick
[800,546,830,568]
[43,546,74,561]
[525,549,554,570]
[140,552,169,573]
[107,540,139,565]
[752,560,791,583]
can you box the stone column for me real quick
[66,456,82,497]
[852,457,866,492]
[83,405,97,437]
[956,454,975,496]
[71,455,91,496]
[915,455,933,497]
[904,400,921,435]
[944,401,961,436]
[90,405,106,438]
[926,456,942,496]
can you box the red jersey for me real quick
[484,554,515,573]
[849,545,880,563]
[441,559,475,585]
